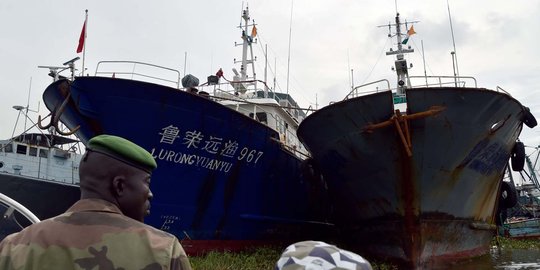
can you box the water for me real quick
[492,248,540,269]
[441,248,540,270]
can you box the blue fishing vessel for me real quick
[296,12,537,268]
[40,7,332,253]
[504,218,540,239]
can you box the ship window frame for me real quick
[4,143,13,153]
[39,149,49,158]
[275,116,284,133]
[249,112,268,124]
[16,144,27,155]
[29,147,38,157]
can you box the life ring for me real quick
[499,181,518,209]
[510,141,525,171]
[522,106,537,128]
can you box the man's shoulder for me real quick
[137,221,177,240]
[2,211,176,246]
[0,216,58,245]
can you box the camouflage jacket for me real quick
[0,198,192,270]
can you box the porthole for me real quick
[0,162,4,169]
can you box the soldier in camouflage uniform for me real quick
[0,134,192,270]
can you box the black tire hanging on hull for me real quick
[522,106,537,128]
[511,141,525,171]
[499,181,518,209]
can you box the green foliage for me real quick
[371,261,399,270]
[190,248,281,270]
[493,236,540,250]
[190,238,540,269]
[189,247,397,270]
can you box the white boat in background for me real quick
[0,107,81,225]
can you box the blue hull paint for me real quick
[43,77,332,252]
[504,218,540,239]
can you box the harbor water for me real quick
[439,247,540,269]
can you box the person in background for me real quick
[275,241,373,270]
[0,134,192,270]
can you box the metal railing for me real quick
[496,86,511,95]
[0,192,40,224]
[95,61,182,89]
[409,75,477,88]
[344,79,391,100]
[345,75,479,100]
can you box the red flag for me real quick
[76,19,86,53]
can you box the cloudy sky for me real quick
[1,0,539,155]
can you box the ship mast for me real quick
[381,13,417,95]
[234,7,257,93]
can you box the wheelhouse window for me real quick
[4,143,13,153]
[39,149,49,158]
[29,147,38,157]
[275,117,284,134]
[249,112,268,124]
[16,144,27,155]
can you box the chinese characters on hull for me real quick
[152,124,264,173]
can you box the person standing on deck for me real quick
[0,134,192,270]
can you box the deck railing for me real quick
[409,75,477,88]
[345,75,480,100]
[344,79,391,100]
[95,61,182,89]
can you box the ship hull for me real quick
[43,77,333,254]
[503,218,540,239]
[0,173,80,220]
[297,87,526,268]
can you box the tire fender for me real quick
[511,141,525,171]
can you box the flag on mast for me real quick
[407,25,416,36]
[76,16,87,53]
[251,25,257,38]
[402,25,416,45]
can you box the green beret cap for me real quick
[87,134,157,173]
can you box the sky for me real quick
[1,0,539,168]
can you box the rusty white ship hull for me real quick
[297,87,532,268]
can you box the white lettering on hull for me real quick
[151,148,233,173]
